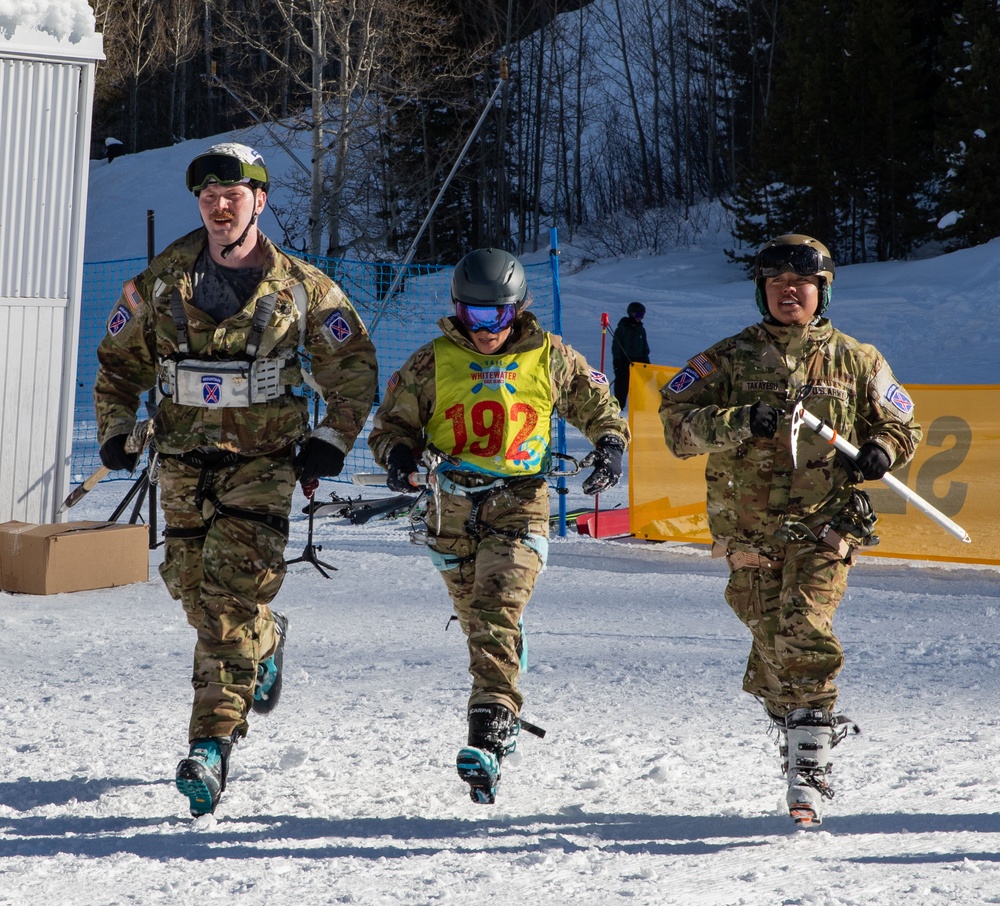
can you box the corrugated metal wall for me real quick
[0,35,101,524]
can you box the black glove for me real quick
[296,439,345,484]
[582,436,625,496]
[749,401,782,438]
[853,442,892,481]
[99,434,139,472]
[386,443,420,493]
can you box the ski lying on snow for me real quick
[303,494,416,524]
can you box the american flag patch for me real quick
[108,304,131,336]
[688,353,715,378]
[387,371,400,392]
[589,369,609,385]
[885,383,914,414]
[324,311,353,342]
[122,279,144,311]
[667,367,700,394]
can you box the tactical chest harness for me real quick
[158,281,308,544]
[157,282,308,408]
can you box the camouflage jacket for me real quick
[94,228,377,456]
[658,318,922,552]
[368,312,629,467]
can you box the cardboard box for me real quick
[0,521,149,595]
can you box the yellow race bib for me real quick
[428,336,553,476]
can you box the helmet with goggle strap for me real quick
[451,248,527,334]
[186,143,270,195]
[187,143,269,258]
[752,234,835,316]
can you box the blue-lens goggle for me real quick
[455,301,517,333]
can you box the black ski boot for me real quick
[252,612,288,714]
[457,703,519,804]
[175,736,234,817]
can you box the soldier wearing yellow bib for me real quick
[368,248,628,804]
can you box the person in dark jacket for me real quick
[612,302,651,409]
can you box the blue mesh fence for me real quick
[73,252,558,485]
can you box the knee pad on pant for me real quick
[522,533,549,568]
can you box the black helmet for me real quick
[752,234,835,315]
[186,142,270,196]
[451,248,527,307]
[627,302,646,318]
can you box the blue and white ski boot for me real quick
[252,612,288,714]
[175,736,233,817]
[457,703,519,805]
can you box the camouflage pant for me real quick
[157,452,295,741]
[427,478,549,717]
[724,541,851,716]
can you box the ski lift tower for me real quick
[0,12,103,523]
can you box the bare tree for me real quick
[156,0,203,142]
[93,0,164,151]
[216,0,476,256]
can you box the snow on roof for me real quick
[0,0,96,44]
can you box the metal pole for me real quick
[145,210,159,549]
[371,67,509,332]
[206,75,311,178]
[550,228,569,538]
[592,312,612,536]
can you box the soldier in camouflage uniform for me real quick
[659,234,922,826]
[93,143,377,817]
[368,248,629,804]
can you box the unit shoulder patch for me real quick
[324,310,353,343]
[885,382,914,415]
[107,304,132,337]
[666,366,701,395]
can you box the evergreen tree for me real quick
[726,0,949,264]
[725,0,847,265]
[837,0,939,261]
[936,0,1000,249]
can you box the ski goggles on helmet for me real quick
[186,154,268,194]
[454,301,517,334]
[755,244,835,279]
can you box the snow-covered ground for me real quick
[4,115,1000,904]
[6,480,1000,906]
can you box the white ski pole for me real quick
[790,402,971,544]
[351,471,429,487]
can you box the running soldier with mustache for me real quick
[94,143,378,817]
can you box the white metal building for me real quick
[0,24,103,523]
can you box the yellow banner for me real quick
[628,363,1000,565]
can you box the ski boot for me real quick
[783,707,860,827]
[457,703,519,805]
[175,736,234,817]
[252,612,288,714]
